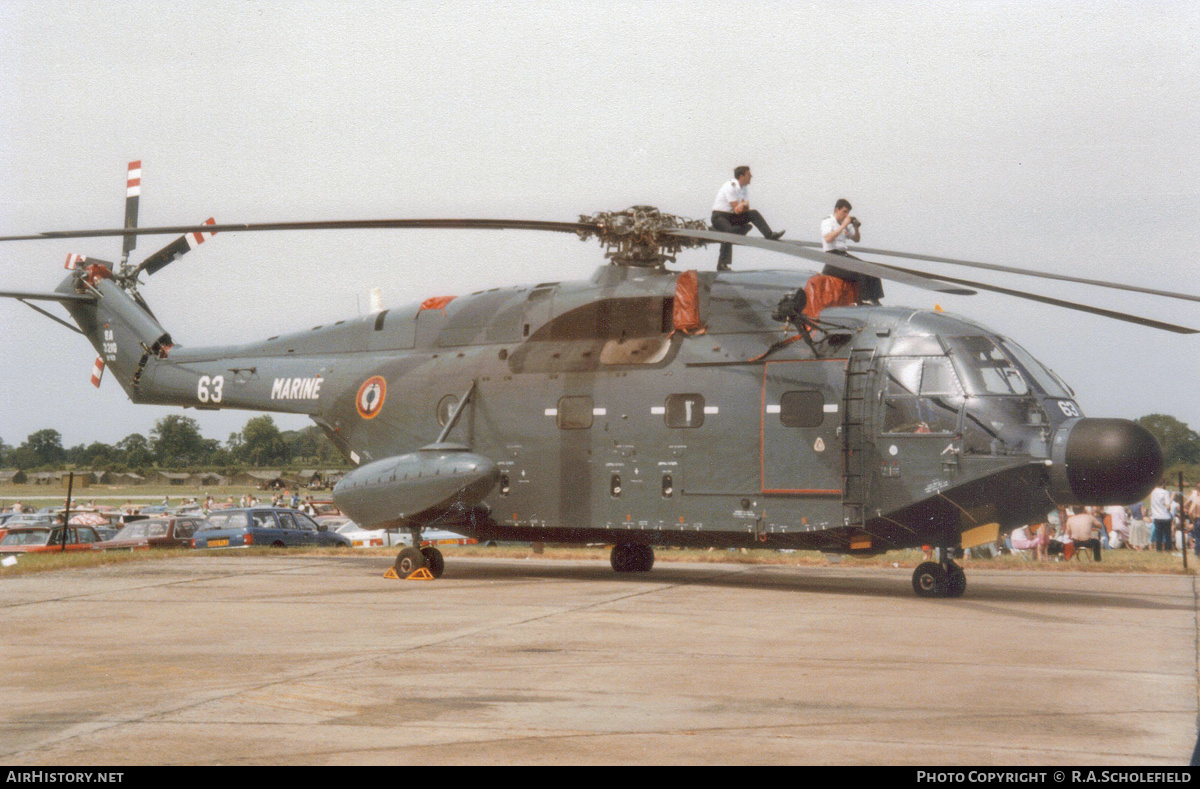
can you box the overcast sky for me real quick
[1,1,1197,449]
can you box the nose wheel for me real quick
[912,558,966,598]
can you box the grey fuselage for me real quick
[65,263,1136,554]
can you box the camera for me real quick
[849,217,861,228]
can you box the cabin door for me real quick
[760,359,845,495]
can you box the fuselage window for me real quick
[557,396,594,429]
[665,394,705,428]
[779,390,824,428]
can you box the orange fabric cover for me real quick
[419,296,456,311]
[802,274,858,320]
[672,269,705,334]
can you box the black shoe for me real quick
[767,230,786,240]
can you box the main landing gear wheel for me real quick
[394,547,426,576]
[912,560,967,598]
[611,543,654,573]
[420,546,445,579]
[912,561,946,598]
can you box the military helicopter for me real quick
[2,162,1193,597]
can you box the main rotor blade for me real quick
[786,241,1200,304]
[0,290,96,304]
[0,218,595,242]
[667,229,977,295]
[875,261,1198,334]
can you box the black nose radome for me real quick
[1049,418,1164,505]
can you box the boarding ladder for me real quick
[842,348,875,527]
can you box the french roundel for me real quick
[356,376,387,419]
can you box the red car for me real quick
[0,525,103,555]
[96,516,205,551]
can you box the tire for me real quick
[612,544,654,573]
[394,547,427,575]
[944,563,967,598]
[611,544,634,573]
[912,561,946,598]
[420,546,445,579]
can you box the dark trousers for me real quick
[711,210,774,270]
[1073,538,1102,562]
[822,250,885,302]
[1152,519,1172,551]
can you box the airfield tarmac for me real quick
[1,554,1196,765]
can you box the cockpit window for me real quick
[884,357,963,397]
[945,337,1029,396]
[887,335,944,356]
[920,358,962,396]
[881,357,964,434]
[884,358,922,396]
[998,339,1072,398]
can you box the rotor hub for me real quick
[576,206,709,267]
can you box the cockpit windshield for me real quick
[996,338,1073,399]
[885,336,1053,457]
[944,336,1029,396]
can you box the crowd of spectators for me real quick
[999,481,1199,561]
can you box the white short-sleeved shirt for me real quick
[1105,505,1129,533]
[1150,487,1172,520]
[712,180,748,213]
[821,214,847,251]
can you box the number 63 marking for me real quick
[198,375,224,404]
[1057,400,1080,418]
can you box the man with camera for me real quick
[710,166,785,271]
[820,198,883,303]
[822,198,860,251]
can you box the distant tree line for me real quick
[0,415,346,472]
[2,412,1197,477]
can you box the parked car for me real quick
[332,520,388,548]
[0,525,103,555]
[329,518,475,549]
[192,508,352,549]
[96,516,205,551]
[308,501,342,517]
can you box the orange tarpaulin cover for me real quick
[672,270,705,335]
[419,295,456,311]
[802,274,858,320]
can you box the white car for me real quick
[329,519,475,549]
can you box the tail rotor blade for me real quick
[135,218,217,277]
[64,254,115,271]
[123,160,141,259]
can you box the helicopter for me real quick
[2,162,1192,597]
